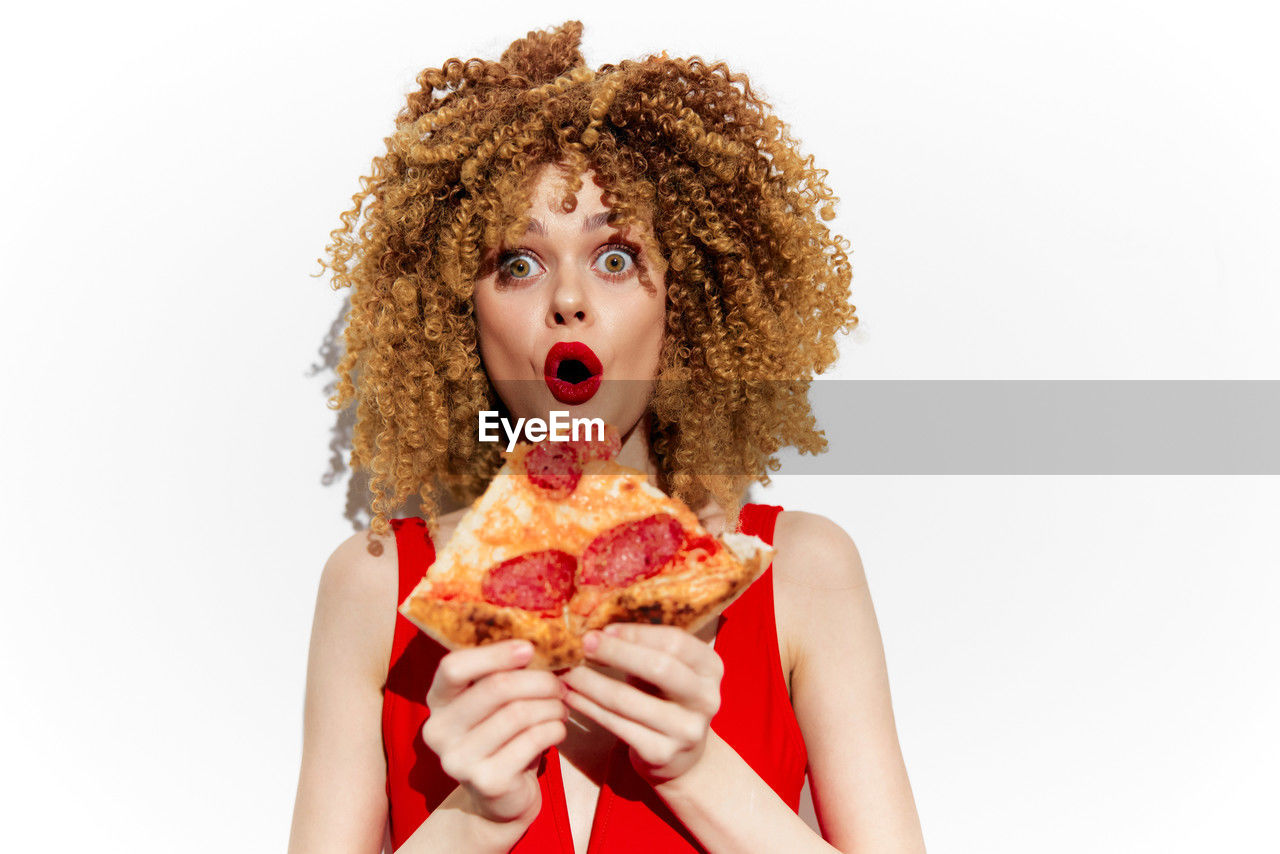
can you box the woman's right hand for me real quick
[423,639,569,828]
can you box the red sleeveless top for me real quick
[382,503,807,852]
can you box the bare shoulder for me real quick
[312,510,468,681]
[770,511,925,851]
[311,525,403,685]
[771,509,868,591]
[323,525,400,579]
[290,524,411,854]
[767,510,870,691]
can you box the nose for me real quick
[546,266,590,327]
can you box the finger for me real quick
[452,697,569,767]
[560,665,705,740]
[562,686,680,766]
[436,669,563,741]
[584,631,706,709]
[429,640,535,705]
[602,623,723,680]
[467,718,567,823]
[474,718,568,797]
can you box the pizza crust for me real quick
[574,532,775,636]
[398,592,583,671]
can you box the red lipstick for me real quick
[544,341,603,405]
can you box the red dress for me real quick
[382,503,807,852]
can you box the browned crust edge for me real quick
[577,545,775,635]
[398,596,584,671]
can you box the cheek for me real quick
[604,295,663,349]
[474,288,518,367]
[637,288,668,346]
[475,284,520,335]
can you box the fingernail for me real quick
[583,632,600,653]
[512,642,533,662]
[603,625,621,637]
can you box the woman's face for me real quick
[474,164,667,436]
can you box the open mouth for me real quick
[544,341,603,405]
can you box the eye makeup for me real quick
[491,237,646,287]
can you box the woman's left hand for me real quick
[557,623,723,787]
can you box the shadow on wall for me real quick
[308,295,467,531]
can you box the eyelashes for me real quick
[500,251,541,282]
[595,246,636,277]
[494,242,643,287]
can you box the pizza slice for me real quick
[398,425,774,670]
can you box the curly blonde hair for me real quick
[321,21,856,541]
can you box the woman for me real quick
[289,21,926,854]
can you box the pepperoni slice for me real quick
[481,550,577,611]
[524,424,623,497]
[579,513,687,587]
[525,442,583,498]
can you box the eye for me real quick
[498,251,543,282]
[593,245,637,278]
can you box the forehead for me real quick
[486,162,652,251]
[524,165,609,215]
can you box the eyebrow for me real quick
[524,211,614,236]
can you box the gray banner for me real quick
[457,380,1280,474]
[780,380,1280,474]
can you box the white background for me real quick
[2,1,1277,851]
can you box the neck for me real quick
[613,414,731,537]
[614,414,660,484]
